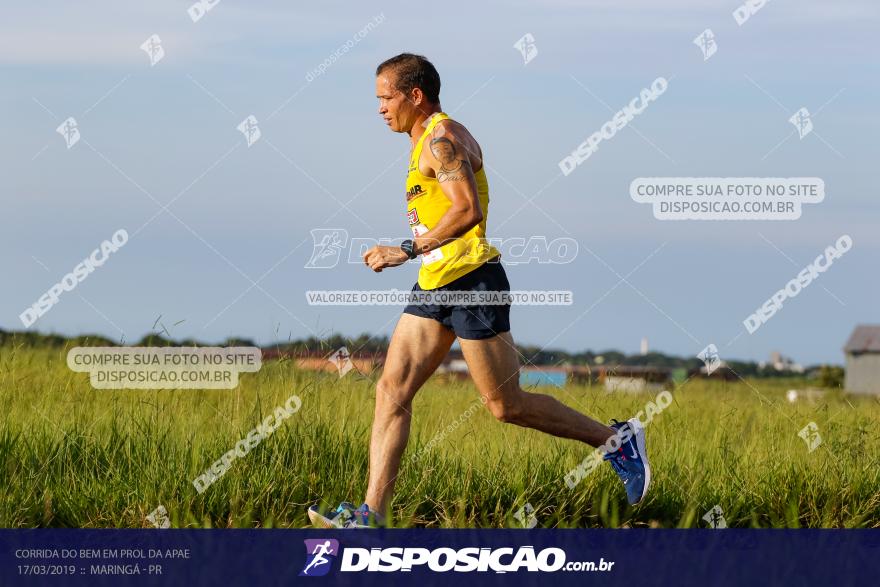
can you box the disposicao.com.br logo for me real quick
[299,539,614,575]
[300,539,340,577]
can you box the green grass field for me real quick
[1,343,878,528]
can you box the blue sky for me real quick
[2,0,878,365]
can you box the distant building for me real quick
[843,325,880,394]
[640,337,649,356]
[515,364,671,390]
[760,351,804,374]
[688,360,738,381]
[520,367,568,388]
[436,356,470,380]
[591,365,671,392]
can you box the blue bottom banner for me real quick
[1,529,878,586]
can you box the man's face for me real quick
[376,72,414,133]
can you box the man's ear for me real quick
[409,87,424,107]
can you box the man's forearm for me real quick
[412,206,482,254]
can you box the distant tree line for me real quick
[0,327,835,376]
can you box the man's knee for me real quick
[375,378,413,417]
[486,393,523,424]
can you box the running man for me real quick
[308,53,649,529]
[301,541,334,575]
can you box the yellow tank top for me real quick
[406,112,500,289]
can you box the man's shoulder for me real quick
[434,116,469,136]
[420,115,482,172]
[431,117,480,152]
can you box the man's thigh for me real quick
[379,312,457,406]
[457,331,521,402]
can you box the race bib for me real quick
[411,224,444,265]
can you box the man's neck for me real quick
[409,106,443,146]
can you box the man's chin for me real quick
[383,121,408,134]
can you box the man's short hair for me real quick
[376,53,441,104]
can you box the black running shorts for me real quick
[402,257,511,340]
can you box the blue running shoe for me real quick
[350,503,385,528]
[604,418,651,505]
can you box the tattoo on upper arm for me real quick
[429,136,470,183]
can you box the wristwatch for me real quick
[400,239,418,260]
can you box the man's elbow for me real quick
[450,202,484,234]
[466,206,484,229]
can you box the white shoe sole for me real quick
[627,418,651,504]
[308,508,341,529]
